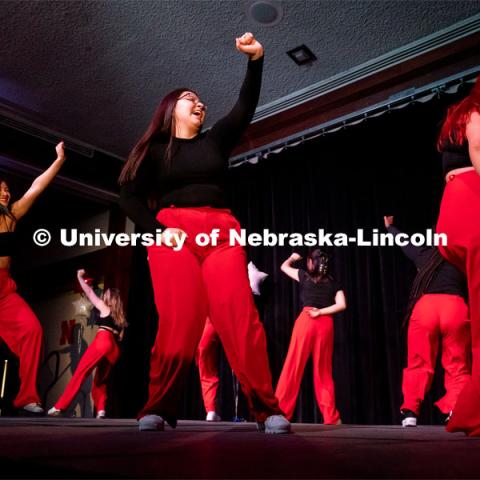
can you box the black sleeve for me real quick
[327,279,342,302]
[331,280,343,293]
[387,225,429,269]
[208,56,264,157]
[298,269,307,284]
[118,156,166,234]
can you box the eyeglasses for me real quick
[177,93,207,111]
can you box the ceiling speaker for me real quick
[247,1,283,26]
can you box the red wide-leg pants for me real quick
[401,294,470,415]
[275,308,340,424]
[196,317,220,413]
[138,207,282,424]
[55,329,120,412]
[0,269,43,407]
[437,170,480,436]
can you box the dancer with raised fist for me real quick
[119,33,289,433]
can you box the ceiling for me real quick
[1,0,480,160]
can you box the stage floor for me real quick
[0,418,479,479]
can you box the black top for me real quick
[96,312,122,335]
[0,231,16,257]
[298,269,342,309]
[441,141,471,176]
[119,57,264,233]
[388,225,467,299]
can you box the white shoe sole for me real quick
[263,414,291,434]
[138,415,165,431]
[23,403,44,414]
[205,411,221,422]
[47,406,63,416]
[402,418,417,427]
[265,425,291,434]
[265,422,291,434]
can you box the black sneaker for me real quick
[401,409,417,427]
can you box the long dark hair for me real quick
[0,178,16,230]
[306,249,331,283]
[438,75,480,150]
[403,248,444,327]
[118,87,192,184]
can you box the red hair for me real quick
[119,88,192,184]
[438,76,480,150]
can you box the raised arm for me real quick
[466,110,480,175]
[77,269,110,317]
[309,290,347,317]
[281,253,301,282]
[384,216,429,269]
[11,142,66,220]
[208,33,264,156]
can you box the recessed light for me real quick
[247,0,283,26]
[287,44,317,66]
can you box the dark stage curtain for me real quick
[115,87,471,425]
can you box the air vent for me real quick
[287,44,317,66]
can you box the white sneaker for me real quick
[401,409,417,427]
[23,403,44,414]
[47,406,62,416]
[264,414,291,434]
[138,414,165,431]
[96,410,106,419]
[402,417,417,427]
[206,411,221,422]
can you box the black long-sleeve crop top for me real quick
[119,57,264,234]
